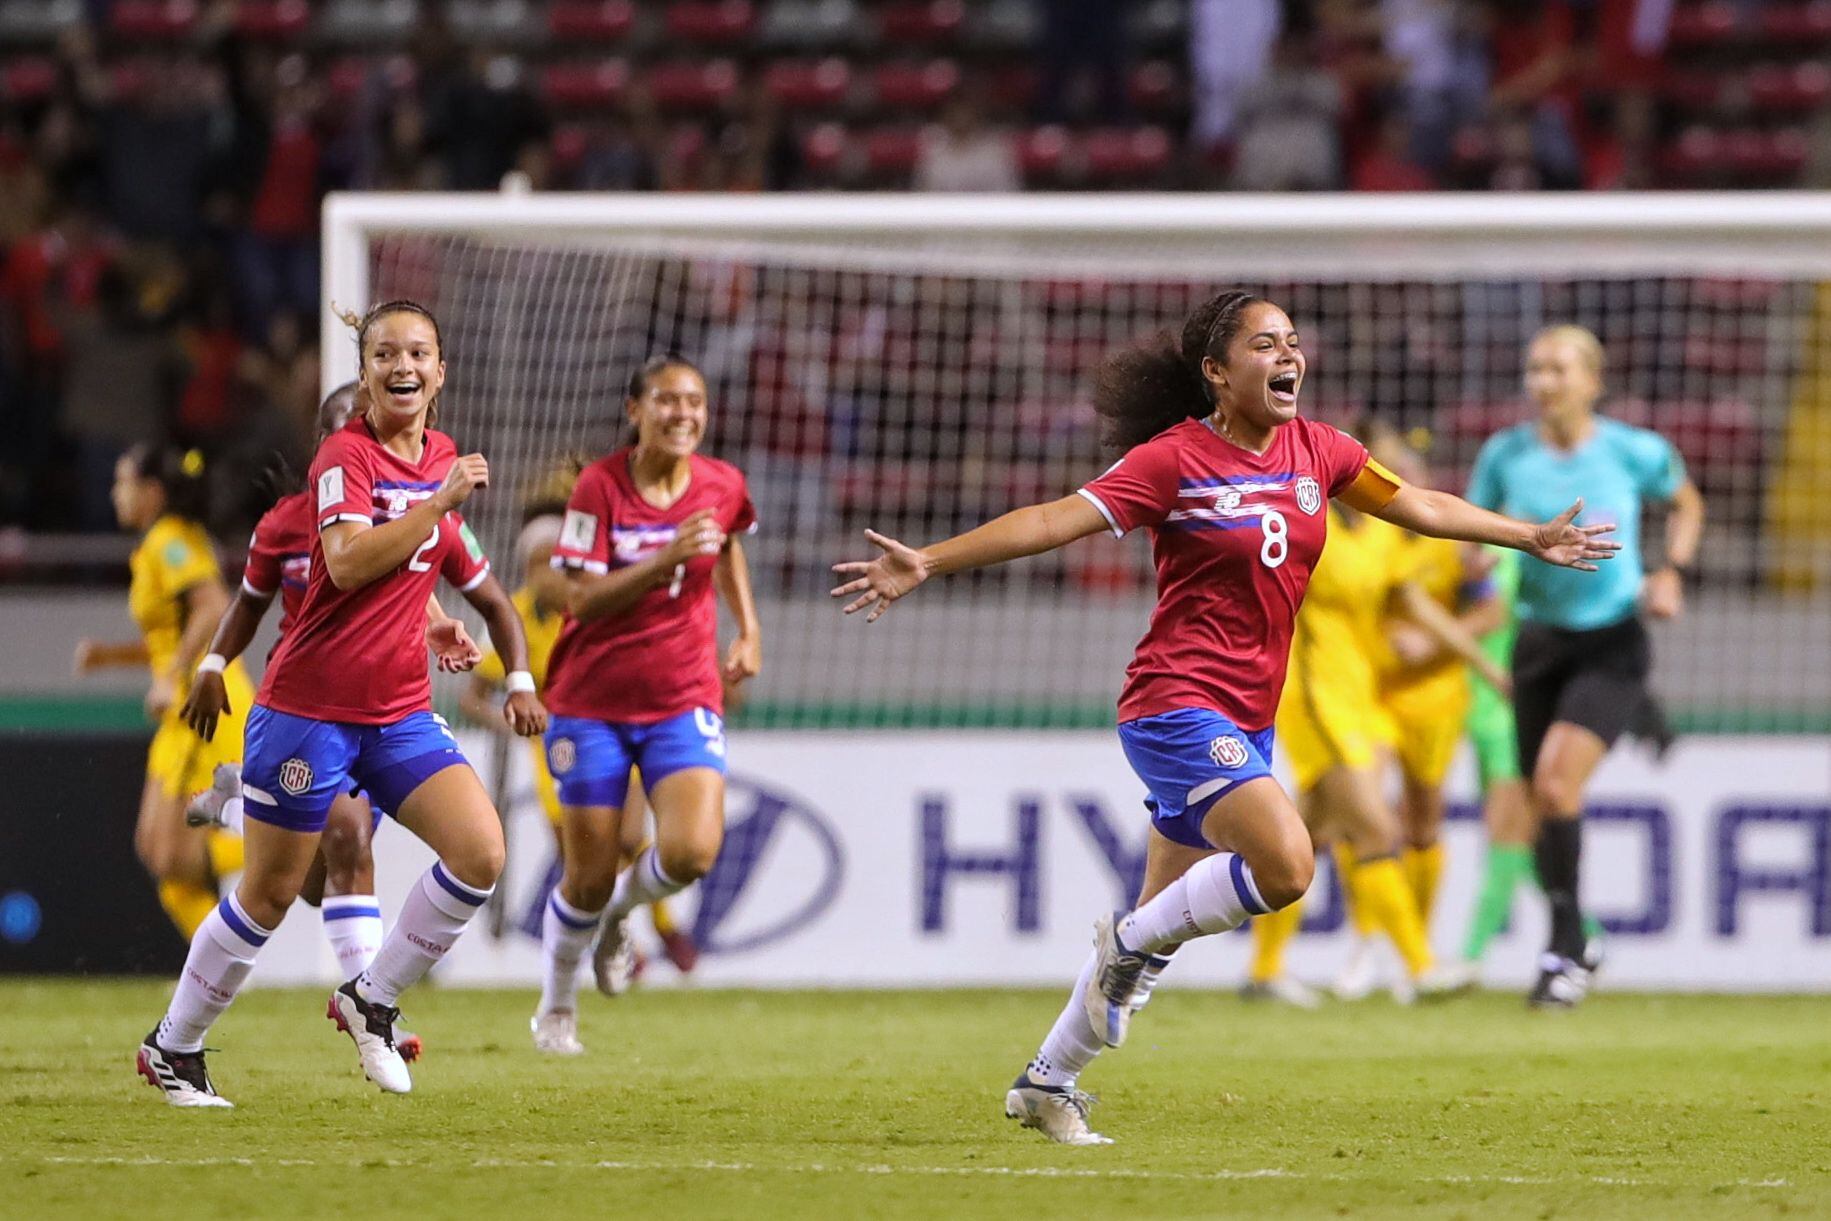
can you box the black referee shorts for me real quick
[1511,614,1652,777]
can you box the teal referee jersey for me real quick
[1466,417,1685,630]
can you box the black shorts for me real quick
[1511,614,1652,776]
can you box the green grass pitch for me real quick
[3,980,1826,1219]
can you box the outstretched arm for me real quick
[1357,483,1619,572]
[831,493,1110,622]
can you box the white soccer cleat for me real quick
[1004,1075,1113,1146]
[1417,961,1480,997]
[327,982,412,1093]
[530,1009,585,1056]
[1240,974,1322,1009]
[592,915,637,997]
[1082,912,1151,1048]
[184,763,242,829]
[1332,936,1381,1001]
[136,1033,233,1108]
[1126,954,1173,1014]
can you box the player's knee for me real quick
[238,872,302,928]
[1252,840,1314,911]
[319,816,369,881]
[563,873,616,912]
[1530,767,1582,818]
[445,838,506,891]
[658,834,719,885]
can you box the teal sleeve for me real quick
[1466,433,1505,511]
[1631,428,1685,502]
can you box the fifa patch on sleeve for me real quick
[560,509,597,554]
[460,521,485,563]
[318,466,345,513]
[162,540,190,568]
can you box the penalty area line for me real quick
[18,1155,1793,1190]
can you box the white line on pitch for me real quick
[17,1156,1794,1189]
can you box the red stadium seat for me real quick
[1660,67,1722,111]
[862,126,922,176]
[1667,1,1739,47]
[3,57,56,104]
[1017,125,1070,179]
[666,0,757,44]
[540,60,632,109]
[550,122,591,172]
[872,60,959,111]
[1761,0,1831,43]
[234,0,311,39]
[547,0,636,42]
[1081,126,1173,183]
[1661,125,1723,180]
[647,60,741,111]
[110,0,199,39]
[1749,62,1831,111]
[878,0,964,45]
[800,121,850,173]
[764,58,853,111]
[1127,60,1181,116]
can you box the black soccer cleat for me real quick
[136,1031,233,1108]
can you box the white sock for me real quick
[219,795,245,836]
[539,891,602,1015]
[155,893,272,1053]
[605,847,688,922]
[354,862,491,1007]
[1026,950,1105,1088]
[1120,853,1270,955]
[321,894,385,979]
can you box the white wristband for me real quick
[505,670,536,695]
[197,653,227,676]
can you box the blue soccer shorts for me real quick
[543,708,728,809]
[1117,707,1276,850]
[243,704,470,833]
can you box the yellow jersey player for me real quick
[74,446,252,937]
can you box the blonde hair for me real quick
[1530,324,1605,377]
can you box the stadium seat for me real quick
[1660,68,1722,112]
[109,0,200,40]
[1761,0,1831,43]
[1081,126,1173,184]
[549,121,591,172]
[799,121,850,174]
[986,64,1040,111]
[2,57,57,104]
[1749,62,1831,111]
[546,0,636,41]
[757,0,858,51]
[872,60,959,112]
[862,126,922,176]
[540,60,633,109]
[1667,1,1739,47]
[1127,60,1181,117]
[666,0,758,44]
[878,0,965,46]
[1017,125,1070,181]
[647,60,741,111]
[764,58,853,112]
[234,0,312,40]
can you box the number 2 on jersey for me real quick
[407,527,440,572]
[1259,508,1288,569]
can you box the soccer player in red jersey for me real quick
[832,291,1617,1145]
[532,354,761,1055]
[137,302,547,1108]
[178,382,485,1057]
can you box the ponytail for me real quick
[125,443,212,526]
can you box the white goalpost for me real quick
[321,191,1831,735]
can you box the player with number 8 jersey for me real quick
[831,290,1620,1147]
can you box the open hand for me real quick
[831,530,929,622]
[1529,500,1620,571]
[427,617,483,672]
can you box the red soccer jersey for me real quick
[242,490,313,640]
[1078,415,1370,730]
[257,417,492,724]
[545,449,757,724]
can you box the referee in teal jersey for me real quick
[1467,325,1706,1008]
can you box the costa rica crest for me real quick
[278,757,313,795]
[1295,475,1322,516]
[1209,736,1249,769]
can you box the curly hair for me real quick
[1091,290,1265,457]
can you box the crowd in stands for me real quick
[1,0,1827,534]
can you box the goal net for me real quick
[323,194,1831,736]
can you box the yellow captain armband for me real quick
[1337,458,1404,513]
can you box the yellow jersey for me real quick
[1380,533,1474,786]
[129,515,223,699]
[477,586,565,692]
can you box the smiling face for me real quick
[1525,330,1602,422]
[360,311,445,430]
[1204,301,1306,430]
[626,363,708,460]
